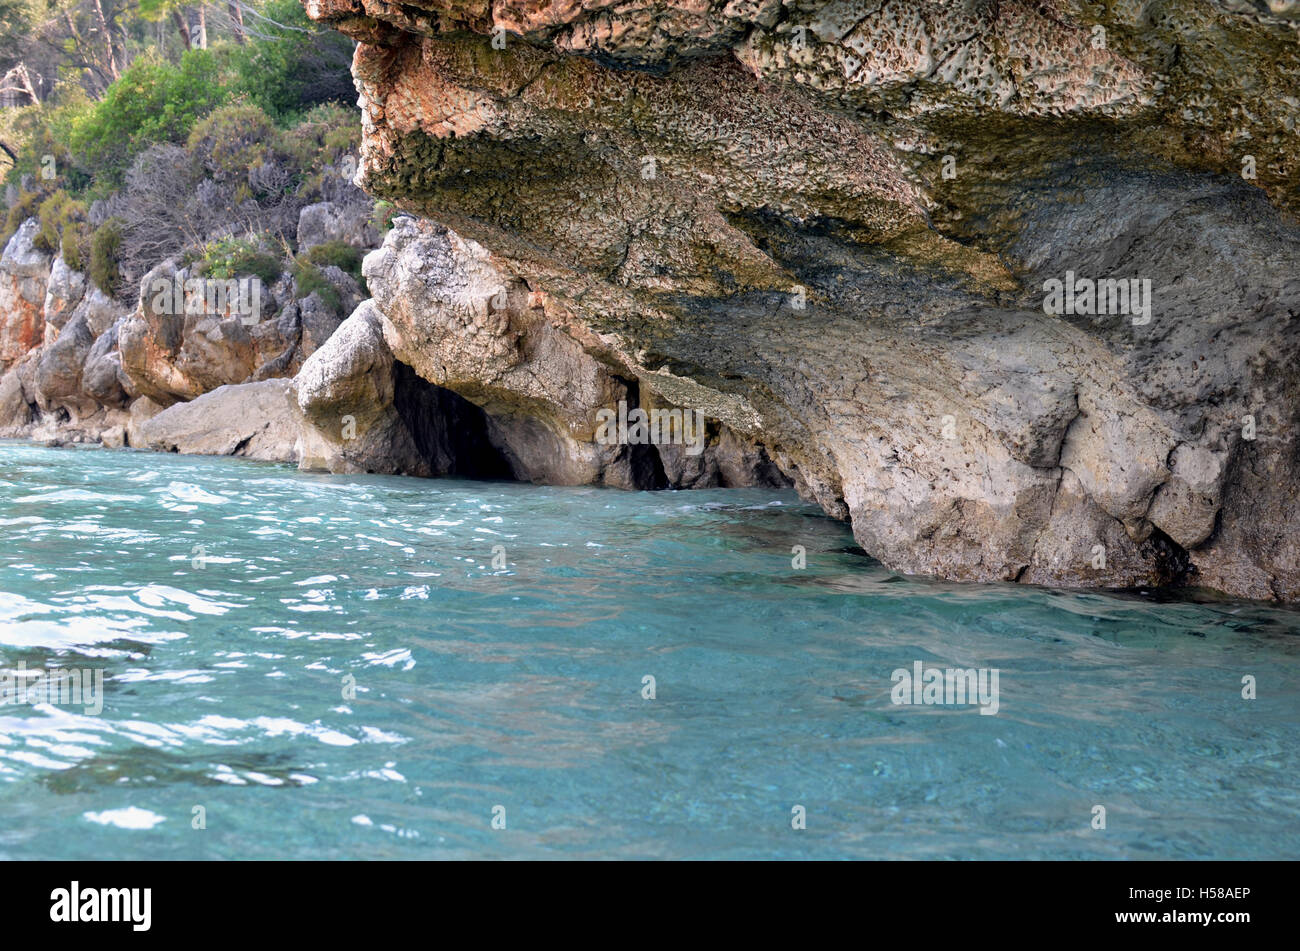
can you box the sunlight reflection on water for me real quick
[0,441,1297,859]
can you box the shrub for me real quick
[62,219,93,273]
[67,51,229,186]
[187,104,279,182]
[1,188,45,247]
[196,236,283,284]
[35,190,90,268]
[372,200,398,236]
[224,0,356,122]
[1,106,92,193]
[3,4,357,197]
[34,192,67,252]
[89,219,124,294]
[304,240,364,281]
[292,259,341,314]
[277,102,360,202]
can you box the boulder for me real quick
[133,378,303,462]
[295,265,364,360]
[296,201,379,251]
[81,321,133,409]
[295,300,434,475]
[118,260,297,404]
[34,312,96,419]
[0,364,31,431]
[41,253,86,342]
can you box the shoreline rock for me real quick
[289,0,1299,600]
[3,0,1297,600]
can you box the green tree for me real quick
[66,49,227,183]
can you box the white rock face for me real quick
[295,300,430,475]
[42,252,86,343]
[297,201,379,251]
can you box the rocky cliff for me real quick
[3,0,1297,602]
[288,0,1298,600]
[0,202,370,450]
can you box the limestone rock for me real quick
[41,253,86,342]
[133,378,303,462]
[125,395,166,448]
[296,0,1300,600]
[297,201,379,251]
[297,265,365,358]
[0,219,52,371]
[82,321,133,409]
[296,300,512,477]
[296,300,427,474]
[34,311,96,419]
[119,260,299,404]
[0,364,31,431]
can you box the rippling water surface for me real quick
[1,441,1297,859]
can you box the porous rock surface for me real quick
[297,0,1300,599]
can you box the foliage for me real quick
[195,235,283,284]
[0,0,369,307]
[1,187,44,246]
[89,218,123,294]
[65,51,229,186]
[304,239,363,281]
[278,103,358,170]
[372,200,398,236]
[291,258,341,314]
[1,85,95,186]
[2,1,359,195]
[187,103,279,182]
[35,189,90,269]
[223,0,356,122]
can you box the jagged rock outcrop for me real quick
[299,0,1300,599]
[0,213,380,448]
[298,200,381,251]
[297,251,789,487]
[81,322,132,409]
[41,253,86,343]
[295,216,792,487]
[116,259,369,405]
[119,260,288,404]
[0,219,51,371]
[296,299,435,474]
[34,311,97,419]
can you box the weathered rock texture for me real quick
[342,217,789,488]
[299,0,1300,600]
[133,378,304,462]
[0,220,51,371]
[296,298,516,477]
[0,202,380,453]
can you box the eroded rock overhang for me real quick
[299,0,1300,600]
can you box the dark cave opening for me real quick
[390,360,514,480]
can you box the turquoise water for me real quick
[0,441,1297,860]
